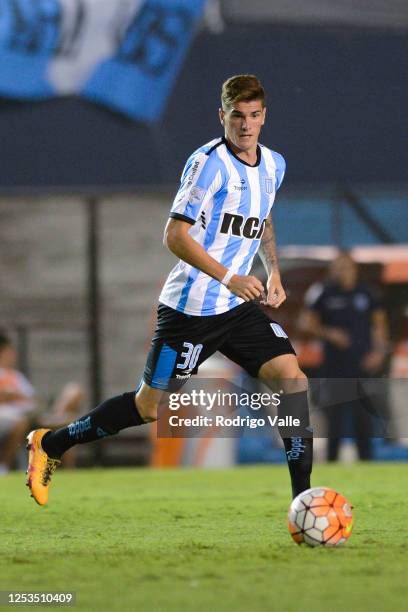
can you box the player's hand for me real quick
[260,272,286,309]
[227,274,264,302]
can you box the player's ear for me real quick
[219,107,225,126]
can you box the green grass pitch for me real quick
[1,463,407,611]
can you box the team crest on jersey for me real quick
[264,177,275,194]
[190,186,205,205]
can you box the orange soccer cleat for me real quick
[26,429,61,506]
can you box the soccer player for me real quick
[26,75,313,505]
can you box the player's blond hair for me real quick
[221,75,266,111]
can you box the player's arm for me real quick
[163,218,264,301]
[258,215,286,308]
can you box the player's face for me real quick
[219,100,266,153]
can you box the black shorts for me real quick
[143,301,295,391]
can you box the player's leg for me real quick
[219,302,312,498]
[33,381,163,459]
[27,382,165,505]
[40,390,146,458]
[26,322,169,505]
[27,303,220,504]
[39,300,231,461]
[258,354,313,498]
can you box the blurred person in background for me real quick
[300,252,390,460]
[0,331,84,473]
[0,331,36,474]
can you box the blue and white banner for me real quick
[0,0,207,122]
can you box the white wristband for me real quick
[221,269,234,287]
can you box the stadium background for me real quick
[1,2,408,611]
[0,0,407,465]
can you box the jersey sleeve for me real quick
[169,152,222,225]
[272,152,286,191]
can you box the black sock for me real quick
[278,390,313,499]
[42,392,145,459]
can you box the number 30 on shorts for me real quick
[176,342,203,370]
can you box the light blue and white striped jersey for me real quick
[159,137,286,316]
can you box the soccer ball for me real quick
[288,487,353,547]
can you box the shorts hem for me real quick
[142,376,170,391]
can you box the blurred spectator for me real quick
[300,252,390,460]
[0,330,85,472]
[0,331,36,474]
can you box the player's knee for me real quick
[279,357,307,383]
[260,355,306,380]
[293,369,308,384]
[136,398,158,422]
[259,355,308,394]
[284,368,308,394]
[135,385,161,422]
